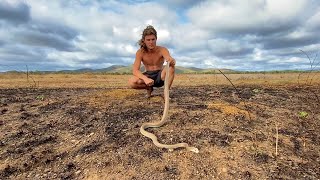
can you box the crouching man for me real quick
[128,25,175,97]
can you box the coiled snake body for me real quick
[140,63,199,153]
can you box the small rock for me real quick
[222,167,228,173]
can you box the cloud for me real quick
[259,30,320,50]
[187,0,312,35]
[171,24,209,52]
[0,0,320,72]
[207,38,254,58]
[305,8,320,33]
[12,28,78,52]
[0,1,31,25]
[162,0,206,9]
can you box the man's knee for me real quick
[169,67,175,74]
[169,66,175,76]
[128,77,144,89]
[128,78,134,88]
[128,77,137,88]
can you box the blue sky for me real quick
[0,0,320,72]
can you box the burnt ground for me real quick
[0,85,319,179]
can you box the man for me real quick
[128,25,176,98]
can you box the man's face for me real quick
[144,34,157,50]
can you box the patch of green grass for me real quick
[298,111,308,118]
[36,95,45,101]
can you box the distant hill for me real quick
[1,65,236,74]
[98,65,127,72]
[56,65,127,73]
[96,65,235,74]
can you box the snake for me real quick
[140,62,199,153]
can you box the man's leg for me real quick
[128,76,146,89]
[161,65,175,89]
[128,76,153,98]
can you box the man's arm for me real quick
[161,47,176,67]
[132,50,154,86]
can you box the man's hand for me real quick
[144,78,154,86]
[167,57,176,67]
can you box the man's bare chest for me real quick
[142,53,163,64]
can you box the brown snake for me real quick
[140,63,199,153]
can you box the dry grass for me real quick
[1,72,320,88]
[207,102,254,119]
[0,73,128,88]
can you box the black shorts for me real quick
[143,70,164,87]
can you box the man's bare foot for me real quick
[146,87,153,98]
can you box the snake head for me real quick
[188,147,199,153]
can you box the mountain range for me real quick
[2,65,234,74]
[54,65,234,74]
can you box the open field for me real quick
[1,73,320,179]
[1,72,320,88]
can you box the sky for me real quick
[0,0,320,72]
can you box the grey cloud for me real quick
[0,45,53,71]
[0,61,67,72]
[0,2,31,24]
[207,39,253,59]
[258,32,320,50]
[162,0,206,9]
[265,48,305,58]
[209,46,253,59]
[13,30,78,52]
[195,14,303,38]
[186,0,318,37]
[0,2,79,52]
[220,22,298,37]
[27,21,79,40]
[0,45,47,63]
[120,0,152,4]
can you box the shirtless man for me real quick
[128,25,176,97]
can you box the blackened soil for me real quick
[0,85,319,179]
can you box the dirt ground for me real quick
[0,74,320,179]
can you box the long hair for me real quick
[138,25,157,52]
